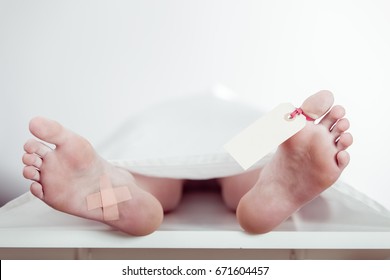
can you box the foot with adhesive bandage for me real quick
[22,117,163,236]
[235,90,353,233]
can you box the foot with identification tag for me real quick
[223,90,353,234]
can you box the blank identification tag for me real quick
[224,103,306,170]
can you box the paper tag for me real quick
[224,103,306,170]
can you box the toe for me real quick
[320,105,346,129]
[336,132,353,150]
[24,139,52,157]
[22,153,43,168]
[29,116,69,146]
[300,90,334,120]
[331,118,350,140]
[23,166,40,181]
[336,150,350,170]
[30,182,44,200]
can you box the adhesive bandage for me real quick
[86,174,132,221]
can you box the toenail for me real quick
[35,157,42,167]
[33,171,40,181]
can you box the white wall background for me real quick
[1,0,389,210]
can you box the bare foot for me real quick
[237,90,353,233]
[22,117,163,236]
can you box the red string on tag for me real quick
[289,108,315,121]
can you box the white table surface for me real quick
[1,182,390,249]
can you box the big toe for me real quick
[300,90,334,120]
[29,116,68,146]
